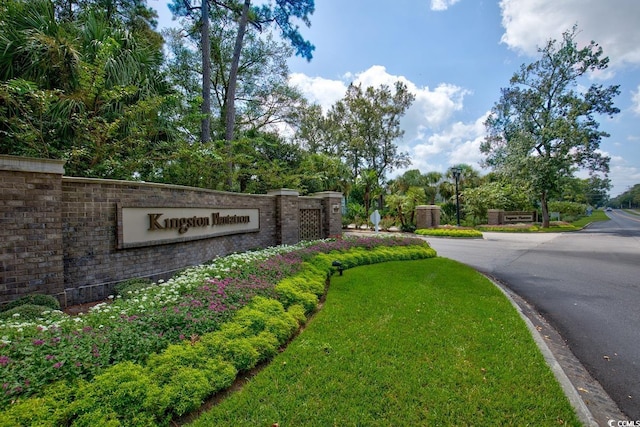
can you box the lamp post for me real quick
[451,167,461,227]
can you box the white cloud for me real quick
[499,0,640,70]
[608,154,640,197]
[632,85,640,116]
[414,112,489,167]
[289,65,486,175]
[291,65,469,133]
[430,0,462,11]
[288,73,347,111]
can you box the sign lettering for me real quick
[119,207,260,248]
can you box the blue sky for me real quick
[151,0,640,197]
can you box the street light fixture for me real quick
[451,167,461,227]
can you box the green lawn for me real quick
[570,209,609,228]
[190,258,581,426]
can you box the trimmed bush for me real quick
[71,361,170,426]
[147,343,211,385]
[415,228,483,238]
[163,367,212,416]
[287,304,307,326]
[247,331,280,362]
[0,304,52,321]
[0,381,78,426]
[274,282,318,313]
[0,294,60,313]
[198,334,260,372]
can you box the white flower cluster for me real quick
[0,241,321,340]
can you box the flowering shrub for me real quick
[0,236,435,421]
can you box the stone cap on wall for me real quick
[308,191,343,198]
[0,155,65,174]
[267,188,300,196]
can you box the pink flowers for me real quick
[0,355,9,367]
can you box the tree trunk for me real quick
[224,0,251,190]
[540,191,550,228]
[200,0,211,144]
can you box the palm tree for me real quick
[0,0,80,91]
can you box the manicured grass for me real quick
[190,259,580,426]
[569,209,609,228]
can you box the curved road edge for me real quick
[487,274,627,427]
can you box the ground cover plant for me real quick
[0,236,436,425]
[476,222,578,232]
[415,227,483,238]
[191,259,581,426]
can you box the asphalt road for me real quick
[424,211,640,421]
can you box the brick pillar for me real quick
[313,191,343,238]
[268,189,300,245]
[416,205,441,229]
[430,205,441,227]
[0,155,65,306]
[416,205,431,229]
[488,209,504,225]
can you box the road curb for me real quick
[487,275,627,427]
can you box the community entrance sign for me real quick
[118,206,260,248]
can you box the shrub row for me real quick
[475,222,577,232]
[0,240,436,426]
[415,228,484,238]
[0,295,61,321]
[0,297,303,426]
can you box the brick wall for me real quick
[1,155,342,307]
[0,157,65,302]
[61,178,280,305]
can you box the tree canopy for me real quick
[482,26,619,227]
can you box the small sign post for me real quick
[370,209,381,233]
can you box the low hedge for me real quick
[476,222,577,233]
[0,294,60,313]
[0,304,54,321]
[415,228,483,238]
[0,239,437,425]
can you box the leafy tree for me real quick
[232,131,303,193]
[386,186,426,230]
[329,82,414,184]
[558,175,610,207]
[169,0,314,189]
[482,26,620,227]
[423,171,443,204]
[298,152,351,195]
[389,169,426,194]
[608,184,640,209]
[168,1,312,188]
[0,0,175,179]
[291,101,334,154]
[463,180,534,224]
